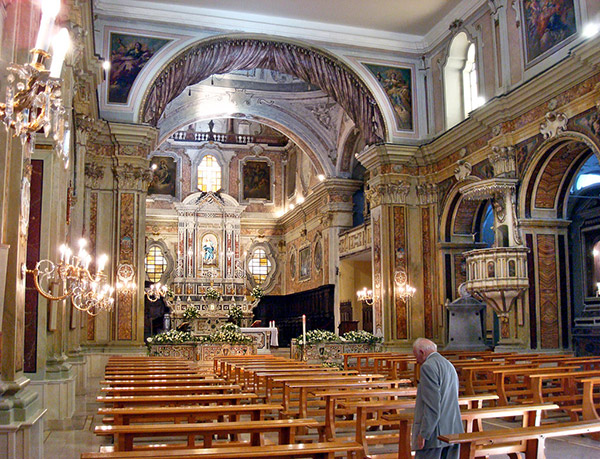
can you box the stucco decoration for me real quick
[540,111,568,139]
[454,160,473,181]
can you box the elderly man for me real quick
[412,338,463,459]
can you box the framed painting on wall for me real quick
[520,0,577,67]
[363,63,413,131]
[108,32,171,104]
[299,245,311,281]
[148,156,177,197]
[201,233,218,267]
[242,160,271,200]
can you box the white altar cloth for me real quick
[240,327,279,347]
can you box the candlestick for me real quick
[302,314,306,343]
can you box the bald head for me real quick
[412,338,437,364]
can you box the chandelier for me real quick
[0,0,71,167]
[395,248,416,300]
[356,287,374,305]
[25,239,116,316]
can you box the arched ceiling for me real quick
[156,70,352,177]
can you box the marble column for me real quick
[0,2,45,457]
[357,144,433,345]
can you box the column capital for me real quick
[356,143,418,172]
[109,122,158,155]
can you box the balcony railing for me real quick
[170,130,287,146]
[339,223,371,258]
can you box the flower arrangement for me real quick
[251,286,264,299]
[322,361,343,370]
[182,305,202,320]
[228,304,244,326]
[296,329,339,345]
[146,329,198,352]
[204,287,221,301]
[198,323,253,345]
[342,330,383,345]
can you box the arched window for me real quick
[462,43,478,116]
[444,33,481,129]
[145,245,168,283]
[197,154,221,192]
[248,248,272,285]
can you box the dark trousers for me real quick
[415,444,460,459]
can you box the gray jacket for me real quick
[412,352,463,450]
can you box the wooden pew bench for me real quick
[104,374,217,381]
[438,419,600,459]
[101,378,226,387]
[97,392,257,410]
[384,403,559,459]
[99,403,282,426]
[95,418,319,451]
[312,388,418,440]
[100,384,241,396]
[81,440,363,459]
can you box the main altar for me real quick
[159,191,277,352]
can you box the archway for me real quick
[519,132,600,349]
[140,35,386,145]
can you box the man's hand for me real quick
[417,434,425,449]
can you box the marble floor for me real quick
[44,376,600,459]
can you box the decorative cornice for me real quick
[109,122,159,153]
[460,178,518,201]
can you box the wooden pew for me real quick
[101,378,226,387]
[312,388,418,440]
[343,352,397,372]
[81,440,363,459]
[100,384,241,397]
[97,392,257,409]
[240,365,337,391]
[104,374,217,381]
[384,403,558,459]
[439,419,600,459]
[95,418,319,451]
[100,403,282,425]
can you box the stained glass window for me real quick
[197,154,221,192]
[145,246,167,283]
[248,248,271,285]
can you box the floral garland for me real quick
[342,330,383,345]
[182,305,202,320]
[198,323,253,345]
[296,329,381,345]
[251,286,264,299]
[204,287,221,301]
[228,304,244,326]
[146,329,198,352]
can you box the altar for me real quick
[239,327,278,352]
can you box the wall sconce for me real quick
[145,282,168,302]
[596,282,600,297]
[395,248,416,300]
[356,287,374,305]
[0,0,71,167]
[25,238,116,316]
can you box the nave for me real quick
[46,352,600,459]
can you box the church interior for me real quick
[2,0,600,458]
